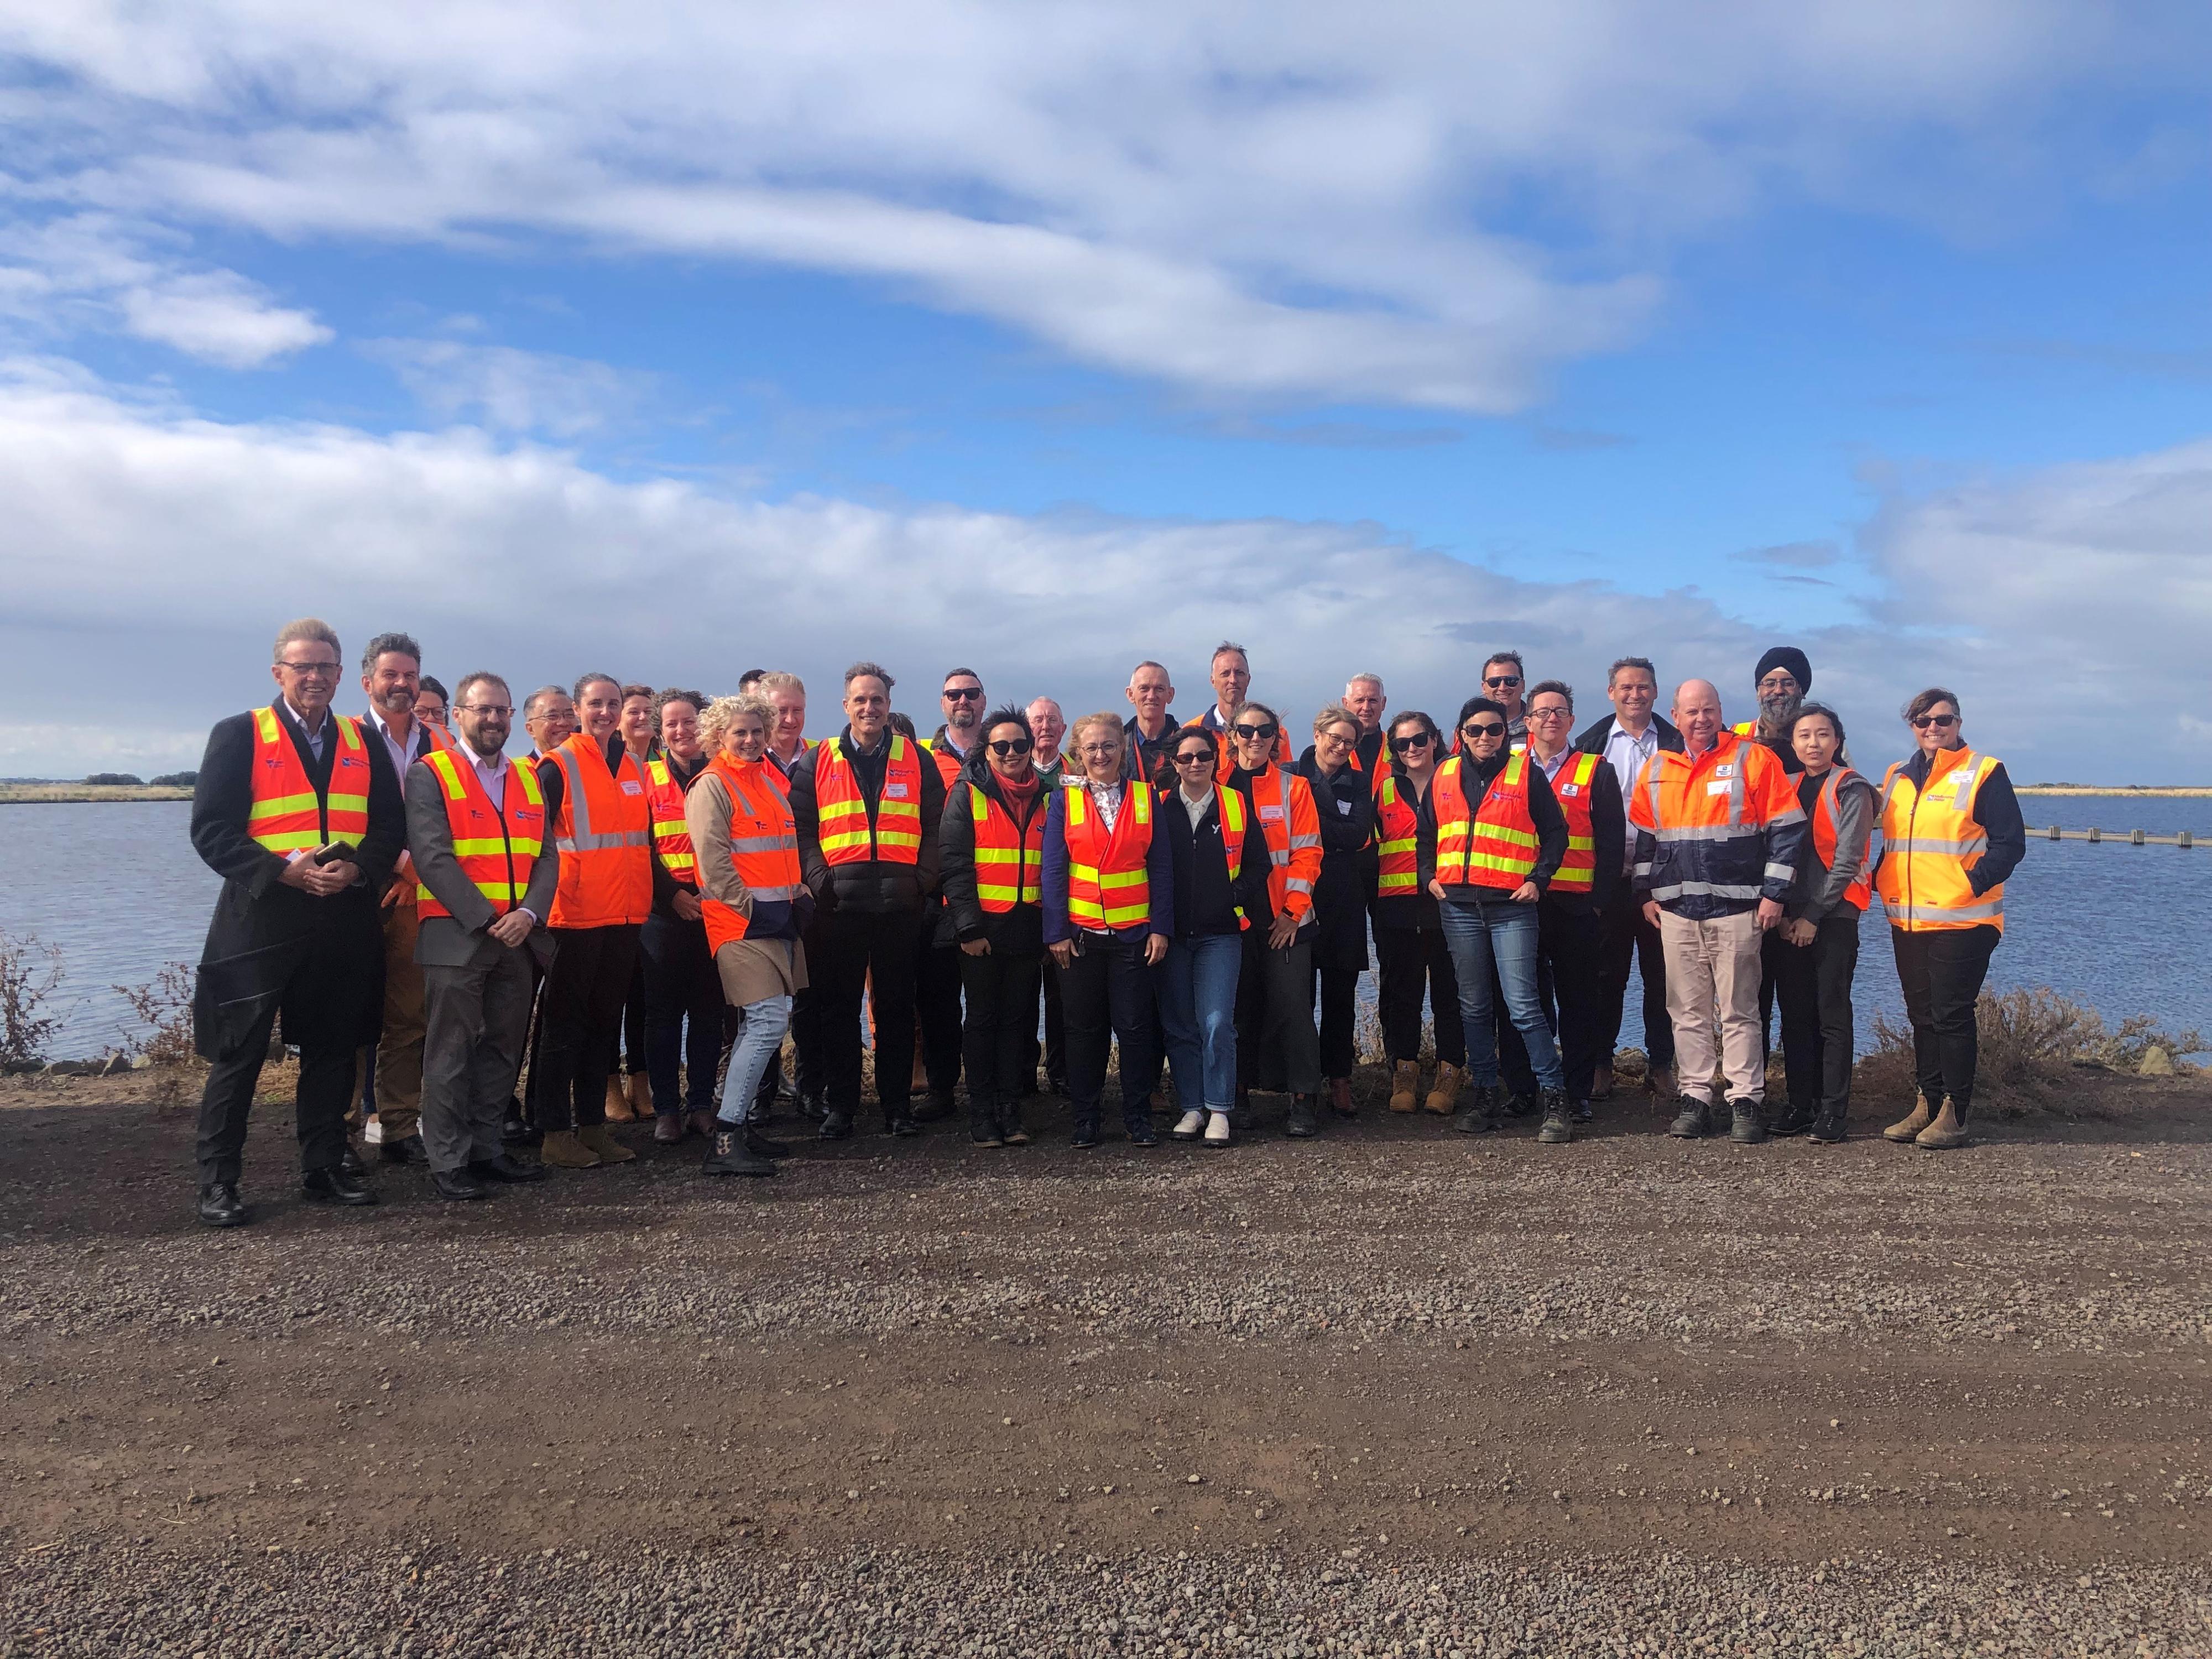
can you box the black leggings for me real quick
[539,924,642,1131]
[1373,926,1465,1067]
[1891,924,1997,1112]
[959,948,1042,1108]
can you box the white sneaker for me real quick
[1203,1110,1232,1147]
[1172,1109,1205,1140]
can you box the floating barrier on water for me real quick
[2041,825,2199,847]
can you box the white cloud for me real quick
[363,338,651,435]
[3,2,2198,405]
[0,359,2204,781]
[117,270,331,368]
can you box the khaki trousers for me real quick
[351,900,426,1142]
[1658,908,1765,1105]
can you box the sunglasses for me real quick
[1462,722,1507,739]
[1483,675,1521,688]
[1173,750,1215,766]
[1231,722,1278,741]
[1389,732,1434,753]
[988,736,1033,755]
[1911,713,1959,729]
[943,686,985,701]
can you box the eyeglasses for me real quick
[1389,732,1434,753]
[459,704,513,718]
[1231,722,1278,741]
[943,686,985,701]
[1757,676,1800,694]
[1527,706,1571,722]
[275,659,341,677]
[1911,713,1959,729]
[1172,750,1215,767]
[1463,722,1507,739]
[1078,742,1121,758]
[987,737,1033,756]
[1483,674,1521,689]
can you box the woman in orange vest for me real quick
[1767,704,1876,1142]
[1431,695,1571,1135]
[1224,700,1327,1137]
[1872,687,2026,1151]
[639,688,725,1146]
[1295,706,1376,1119]
[531,671,655,1171]
[939,706,1050,1148]
[606,682,660,1122]
[1372,711,1468,1117]
[1042,713,1175,1149]
[687,693,808,1178]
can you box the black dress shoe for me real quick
[913,1091,956,1123]
[340,1144,368,1178]
[381,1134,431,1166]
[197,1182,249,1229]
[744,1129,793,1159]
[817,1109,853,1141]
[431,1168,487,1201]
[885,1110,919,1138]
[797,1091,828,1123]
[301,1167,379,1207]
[468,1154,548,1183]
[1767,1102,1818,1138]
[1126,1124,1158,1147]
[501,1110,542,1146]
[1069,1121,1100,1150]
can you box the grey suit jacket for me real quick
[406,756,559,970]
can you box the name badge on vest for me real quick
[1260,805,1285,823]
[1336,800,1354,816]
[1707,780,1733,797]
[1558,782,1580,797]
[620,779,644,796]
[884,784,910,800]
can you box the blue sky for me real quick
[5,3,2212,779]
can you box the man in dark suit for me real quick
[406,672,558,1200]
[1573,655,1686,1100]
[190,618,406,1228]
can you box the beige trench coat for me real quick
[684,764,809,1004]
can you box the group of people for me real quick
[186,624,2025,1227]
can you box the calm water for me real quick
[1,797,2208,1056]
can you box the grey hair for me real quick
[523,684,568,721]
[757,671,805,696]
[843,660,895,693]
[273,617,341,663]
[1344,673,1385,696]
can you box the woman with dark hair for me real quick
[1372,710,1467,1115]
[1225,700,1326,1137]
[940,706,1050,1147]
[1769,703,1874,1142]
[1872,687,2025,1150]
[1297,705,1376,1117]
[606,681,659,1122]
[640,688,723,1143]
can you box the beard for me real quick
[1757,691,1803,734]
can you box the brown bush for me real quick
[114,963,198,1068]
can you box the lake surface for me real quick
[1,797,2208,1056]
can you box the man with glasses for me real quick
[188,618,406,1228]
[521,686,578,760]
[916,669,988,1118]
[1479,653,1532,752]
[1734,647,1812,777]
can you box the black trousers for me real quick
[1019,957,1067,1094]
[1540,901,1606,1103]
[816,906,922,1115]
[195,1006,353,1187]
[643,911,724,1114]
[759,917,827,1112]
[1312,963,1361,1079]
[1235,931,1323,1098]
[1891,924,1997,1113]
[1060,930,1157,1136]
[1373,925,1466,1066]
[915,928,965,1095]
[612,950,648,1075]
[538,923,641,1132]
[959,948,1043,1108]
[1597,895,1673,1068]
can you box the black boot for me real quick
[1451,1084,1500,1135]
[999,1099,1030,1146]
[301,1166,378,1207]
[1728,1097,1768,1145]
[817,1108,853,1141]
[1070,1112,1100,1150]
[797,1090,828,1123]
[915,1089,956,1124]
[1667,1095,1710,1138]
[1767,1100,1818,1137]
[1504,1091,1540,1120]
[1284,1094,1319,1138]
[1808,1105,1848,1143]
[1536,1088,1574,1144]
[744,1128,794,1159]
[702,1125,776,1177]
[197,1182,249,1228]
[885,1106,919,1137]
[969,1095,1005,1147]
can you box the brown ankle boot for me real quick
[1423,1062,1465,1115]
[1882,1092,1938,1144]
[603,1077,635,1123]
[1590,1062,1614,1101]
[1387,1061,1421,1113]
[1914,1096,1970,1150]
[1327,1076,1355,1118]
[626,1071,654,1118]
[539,1130,601,1168]
[578,1124,638,1164]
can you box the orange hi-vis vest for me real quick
[700,753,802,954]
[546,732,653,929]
[413,748,545,920]
[1432,752,1539,891]
[921,735,967,792]
[1346,739,1393,799]
[1063,780,1154,930]
[644,756,698,888]
[968,783,1047,912]
[247,705,371,857]
[1245,761,1322,920]
[1876,747,2004,934]
[815,735,923,866]
[1373,774,1420,896]
[1810,765,1874,914]
[1541,750,1601,894]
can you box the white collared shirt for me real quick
[469,747,509,813]
[1180,781,1213,830]
[367,706,419,784]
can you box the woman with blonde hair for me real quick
[1296,703,1375,1118]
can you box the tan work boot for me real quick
[1387,1061,1421,1114]
[603,1077,635,1123]
[1914,1097,1970,1150]
[626,1071,654,1118]
[1423,1062,1465,1115]
[1327,1076,1355,1118]
[1882,1092,1938,1144]
[1590,1062,1614,1102]
[1646,1061,1674,1098]
[539,1130,601,1168]
[578,1124,638,1164]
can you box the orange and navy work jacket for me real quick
[1627,731,1807,921]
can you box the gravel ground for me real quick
[4,1066,2210,1656]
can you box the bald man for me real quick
[1626,679,1807,1144]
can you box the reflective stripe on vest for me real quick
[814,735,923,865]
[1545,750,1600,893]
[1811,766,1874,914]
[1373,775,1419,894]
[968,782,1046,912]
[644,757,698,885]
[547,734,653,928]
[247,706,371,855]
[701,754,802,953]
[1064,780,1153,928]
[414,748,545,918]
[1875,748,2004,934]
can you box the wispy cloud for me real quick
[361,338,654,436]
[1733,539,1840,568]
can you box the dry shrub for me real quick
[0,928,67,1065]
[115,962,198,1067]
[1853,987,2204,1118]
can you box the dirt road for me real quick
[5,1070,2209,1655]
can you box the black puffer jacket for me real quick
[938,748,1048,954]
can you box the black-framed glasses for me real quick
[1463,721,1507,739]
[1232,722,1278,741]
[1389,732,1434,753]
[943,686,985,701]
[1172,749,1215,766]
[1483,674,1521,688]
[275,659,341,677]
[459,704,513,718]
[987,736,1033,756]
[1527,705,1572,722]
[1911,713,1959,729]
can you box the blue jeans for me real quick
[1158,933,1242,1110]
[716,994,792,1126]
[1438,901,1563,1092]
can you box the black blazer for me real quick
[189,703,405,1060]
